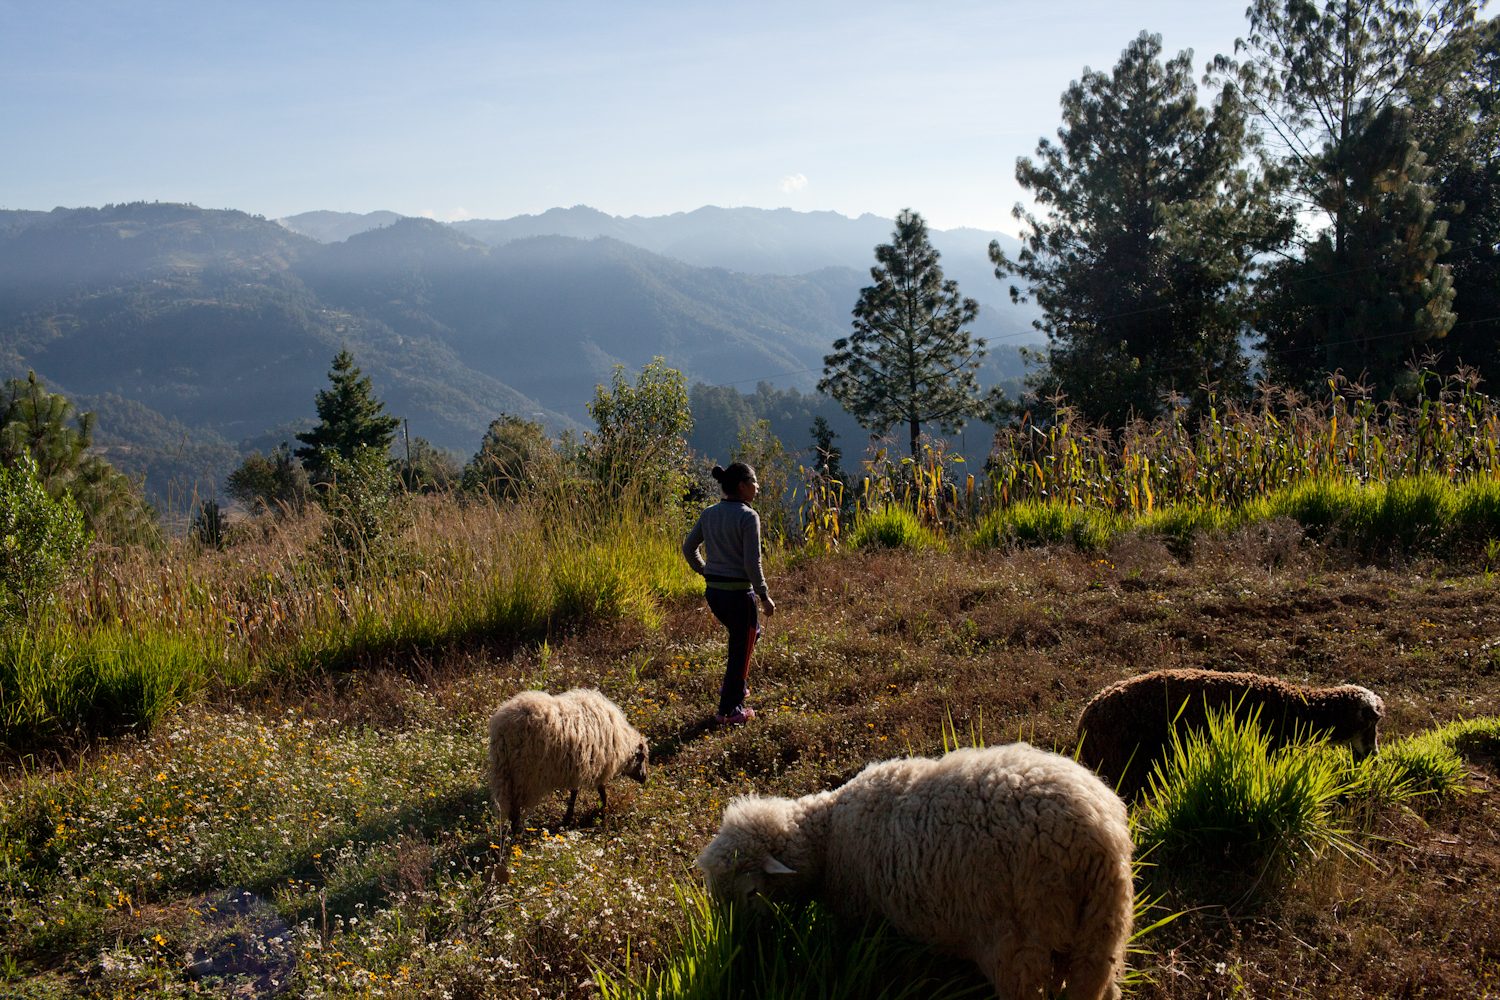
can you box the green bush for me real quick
[0,455,91,628]
[849,505,935,550]
[1136,706,1355,875]
[593,885,986,1000]
[318,446,412,574]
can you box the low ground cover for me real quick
[3,519,1500,997]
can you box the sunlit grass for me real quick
[1,501,699,749]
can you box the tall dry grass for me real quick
[2,495,699,751]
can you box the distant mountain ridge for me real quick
[0,202,1035,504]
[276,204,1041,328]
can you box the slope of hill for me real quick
[278,204,1043,339]
[0,204,568,501]
[274,209,405,244]
[0,203,1032,501]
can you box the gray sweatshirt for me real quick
[681,500,768,596]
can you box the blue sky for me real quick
[3,1,1254,232]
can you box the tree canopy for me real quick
[994,32,1292,423]
[820,210,987,458]
[294,349,401,479]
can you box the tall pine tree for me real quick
[993,32,1292,424]
[1214,0,1479,392]
[295,349,401,478]
[819,210,986,459]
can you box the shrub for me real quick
[317,447,412,574]
[849,505,934,550]
[191,498,228,550]
[463,414,555,500]
[226,443,309,514]
[0,455,91,627]
[1136,705,1356,878]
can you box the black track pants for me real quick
[705,587,759,716]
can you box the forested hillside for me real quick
[277,204,1041,335]
[0,203,1027,502]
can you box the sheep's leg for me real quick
[564,789,578,826]
[508,804,522,840]
[598,784,608,814]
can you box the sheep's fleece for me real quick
[487,688,648,833]
[696,743,1134,1000]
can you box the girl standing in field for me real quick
[681,462,776,726]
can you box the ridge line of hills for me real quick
[0,202,1037,508]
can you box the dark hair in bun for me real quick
[710,462,756,493]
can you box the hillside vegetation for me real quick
[0,204,1036,503]
[1,347,1500,994]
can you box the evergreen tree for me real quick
[1420,17,1500,381]
[1257,107,1457,392]
[809,415,843,479]
[294,349,401,478]
[1214,0,1480,392]
[993,32,1292,424]
[819,210,986,459]
[0,372,156,545]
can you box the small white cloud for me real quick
[447,206,474,221]
[420,209,437,219]
[778,173,809,194]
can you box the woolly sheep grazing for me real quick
[1077,668,1385,799]
[695,743,1134,1000]
[487,688,649,837]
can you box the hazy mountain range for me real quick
[278,204,1035,319]
[0,202,1039,505]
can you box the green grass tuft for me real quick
[969,500,1124,552]
[593,884,987,1000]
[1136,705,1356,876]
[848,506,937,551]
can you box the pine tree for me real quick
[1257,107,1457,392]
[294,349,401,478]
[1214,0,1479,392]
[993,32,1292,424]
[819,210,986,459]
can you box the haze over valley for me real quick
[0,201,1037,503]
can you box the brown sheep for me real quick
[1077,668,1385,799]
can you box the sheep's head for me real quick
[1332,685,1386,759]
[694,795,806,911]
[622,738,650,784]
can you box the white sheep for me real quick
[487,688,649,837]
[695,743,1134,1000]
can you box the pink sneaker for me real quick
[716,706,756,726]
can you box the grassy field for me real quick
[3,497,1499,998]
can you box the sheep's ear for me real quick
[762,856,795,875]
